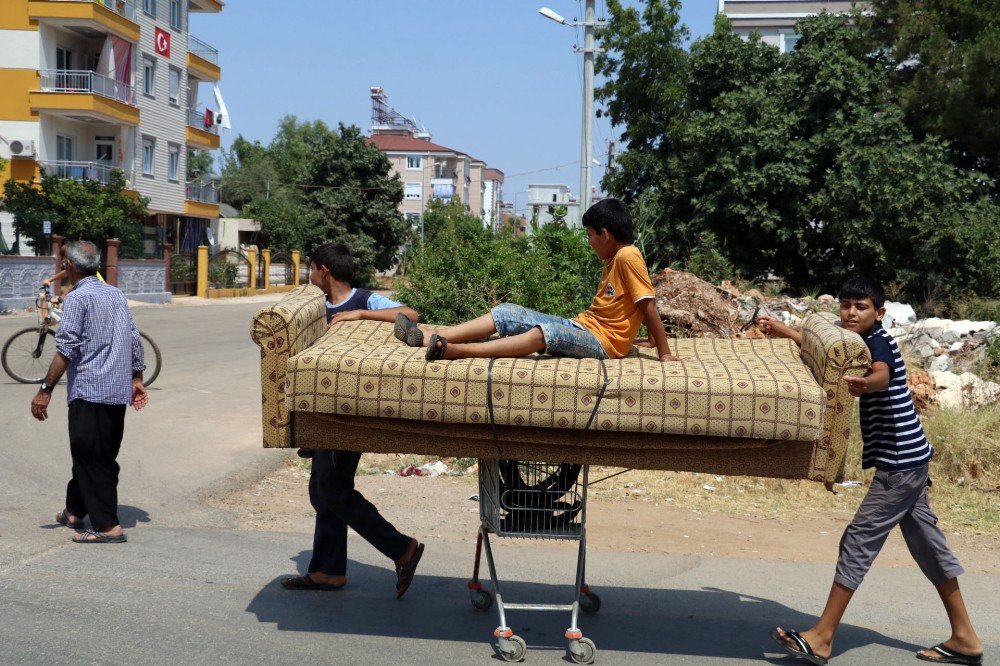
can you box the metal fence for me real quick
[186,107,220,134]
[38,69,134,105]
[188,34,219,64]
[39,161,123,185]
[185,181,219,204]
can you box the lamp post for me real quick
[539,2,604,218]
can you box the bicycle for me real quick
[1,285,162,386]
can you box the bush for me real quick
[394,219,602,325]
[685,232,735,285]
[169,255,196,282]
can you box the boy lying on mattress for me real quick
[395,198,682,364]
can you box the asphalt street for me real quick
[1,300,997,665]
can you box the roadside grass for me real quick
[329,406,1000,536]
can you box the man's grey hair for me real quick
[65,241,101,276]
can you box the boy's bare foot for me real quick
[916,638,984,663]
[280,572,346,591]
[773,627,832,663]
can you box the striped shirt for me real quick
[859,322,933,471]
[55,276,145,406]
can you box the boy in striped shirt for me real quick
[758,277,983,665]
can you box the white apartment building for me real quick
[0,0,225,256]
[718,0,859,52]
[482,167,504,229]
[526,182,580,231]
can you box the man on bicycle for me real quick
[29,240,148,544]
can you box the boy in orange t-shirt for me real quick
[397,198,680,363]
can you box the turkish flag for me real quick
[154,27,171,58]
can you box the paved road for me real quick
[1,301,997,665]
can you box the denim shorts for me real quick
[490,303,607,359]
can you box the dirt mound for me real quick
[908,370,937,413]
[651,268,742,337]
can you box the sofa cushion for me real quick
[285,320,826,441]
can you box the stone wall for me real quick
[118,259,171,304]
[0,256,57,311]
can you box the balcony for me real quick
[28,0,141,42]
[185,181,220,218]
[432,167,457,181]
[185,108,221,149]
[186,35,221,81]
[39,160,126,186]
[188,0,223,13]
[32,70,139,125]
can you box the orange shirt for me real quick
[574,245,655,358]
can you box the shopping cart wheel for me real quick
[579,591,602,615]
[499,634,527,662]
[568,637,596,664]
[470,589,494,611]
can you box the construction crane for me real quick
[369,86,430,139]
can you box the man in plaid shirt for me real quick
[30,240,148,544]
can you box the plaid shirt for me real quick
[55,276,145,405]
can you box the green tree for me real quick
[186,149,215,181]
[596,8,1000,299]
[219,116,408,284]
[862,0,1000,179]
[3,169,149,256]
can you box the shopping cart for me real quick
[468,459,601,663]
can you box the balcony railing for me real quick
[45,0,138,21]
[38,69,135,105]
[188,35,219,64]
[39,160,124,185]
[186,181,219,203]
[433,168,457,180]
[187,107,220,134]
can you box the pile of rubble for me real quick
[650,269,1000,410]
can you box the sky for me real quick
[189,1,718,214]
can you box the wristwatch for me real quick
[39,382,54,393]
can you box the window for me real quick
[168,67,181,106]
[169,0,182,30]
[781,33,801,53]
[95,136,115,164]
[405,212,421,227]
[143,0,155,17]
[142,137,155,176]
[168,143,180,181]
[404,183,422,200]
[406,155,422,170]
[143,57,156,97]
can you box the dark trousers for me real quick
[307,450,410,576]
[65,399,127,532]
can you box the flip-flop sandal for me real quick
[395,542,424,599]
[770,630,829,665]
[280,574,346,592]
[72,529,126,544]
[56,510,84,530]
[916,643,984,665]
[425,334,447,361]
[394,313,424,347]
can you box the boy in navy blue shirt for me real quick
[758,277,983,665]
[281,243,425,599]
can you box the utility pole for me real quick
[579,0,596,217]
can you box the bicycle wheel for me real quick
[2,327,57,384]
[139,331,162,387]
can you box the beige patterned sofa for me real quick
[252,285,871,484]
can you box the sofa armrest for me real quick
[250,285,327,448]
[800,312,872,484]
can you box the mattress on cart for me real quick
[284,320,826,442]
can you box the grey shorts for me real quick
[490,303,607,359]
[834,463,964,590]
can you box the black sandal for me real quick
[395,542,424,599]
[72,529,126,544]
[425,334,447,361]
[916,643,983,665]
[394,313,424,347]
[280,574,346,592]
[56,510,84,530]
[770,629,829,665]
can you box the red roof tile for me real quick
[484,168,504,182]
[367,134,462,154]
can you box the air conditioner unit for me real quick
[9,139,36,159]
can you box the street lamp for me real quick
[539,2,604,217]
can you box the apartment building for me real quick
[0,0,225,256]
[482,167,504,229]
[718,0,858,52]
[526,182,580,231]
